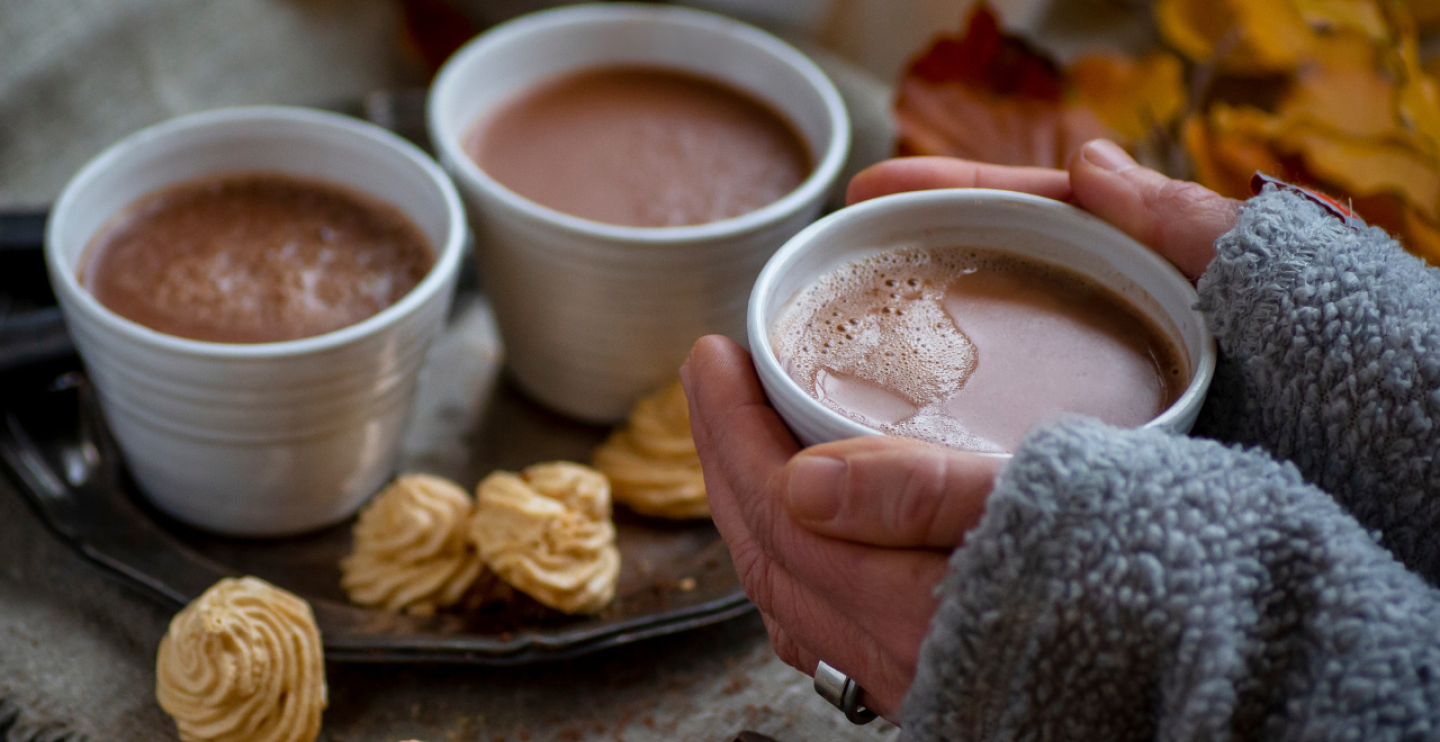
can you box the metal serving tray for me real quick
[0,286,751,664]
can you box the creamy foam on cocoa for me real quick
[772,247,1189,452]
[82,172,434,344]
[464,65,812,228]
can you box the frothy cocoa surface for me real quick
[465,65,812,228]
[82,172,434,344]
[772,247,1189,452]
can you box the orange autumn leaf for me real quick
[896,77,1110,166]
[1071,52,1187,143]
[1156,0,1316,71]
[1185,107,1290,198]
[1277,125,1440,221]
[1346,192,1440,262]
[1189,94,1440,225]
[1402,206,1440,262]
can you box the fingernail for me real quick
[679,361,692,396]
[784,454,846,522]
[1082,139,1137,173]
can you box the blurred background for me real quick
[6,0,1439,265]
[0,0,1120,205]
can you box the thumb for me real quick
[1069,139,1240,281]
[781,436,1001,549]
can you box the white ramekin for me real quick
[428,2,851,423]
[748,188,1217,450]
[46,106,467,537]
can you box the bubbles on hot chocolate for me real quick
[771,245,1190,453]
[772,248,980,427]
[82,172,434,344]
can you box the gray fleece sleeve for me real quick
[1193,188,1440,581]
[901,419,1440,741]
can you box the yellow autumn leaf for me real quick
[1293,0,1390,40]
[1070,52,1187,142]
[1396,70,1440,159]
[1280,32,1399,141]
[1156,0,1315,71]
[1209,102,1289,139]
[1155,0,1237,62]
[1184,111,1287,199]
[1234,0,1318,68]
[1402,206,1440,262]
[1278,124,1440,221]
[1391,30,1440,160]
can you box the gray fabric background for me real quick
[0,1,899,740]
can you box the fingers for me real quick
[847,156,1072,206]
[762,615,901,720]
[1069,139,1240,281]
[756,580,911,719]
[681,335,799,502]
[781,436,1001,549]
[726,474,948,670]
[682,335,937,719]
[761,611,822,681]
[846,146,1237,281]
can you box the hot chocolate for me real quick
[772,247,1189,452]
[82,172,434,344]
[464,65,812,228]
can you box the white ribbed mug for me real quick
[45,106,467,537]
[748,189,1218,450]
[428,3,851,423]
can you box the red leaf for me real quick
[894,1,1108,167]
[904,1,1064,102]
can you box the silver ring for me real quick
[813,661,877,725]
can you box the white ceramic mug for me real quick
[427,3,851,423]
[45,106,467,537]
[748,188,1218,449]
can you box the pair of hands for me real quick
[680,140,1240,720]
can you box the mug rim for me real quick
[425,1,852,245]
[45,105,468,360]
[747,187,1219,447]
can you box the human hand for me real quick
[684,145,1236,722]
[681,336,1002,720]
[846,140,1240,281]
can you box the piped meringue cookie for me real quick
[155,577,326,742]
[471,462,621,614]
[593,380,709,519]
[340,474,487,616]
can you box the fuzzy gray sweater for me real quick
[902,188,1440,741]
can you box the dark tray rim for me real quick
[0,357,754,665]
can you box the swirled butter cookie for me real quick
[471,462,620,614]
[593,380,708,519]
[156,577,326,742]
[340,474,486,615]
